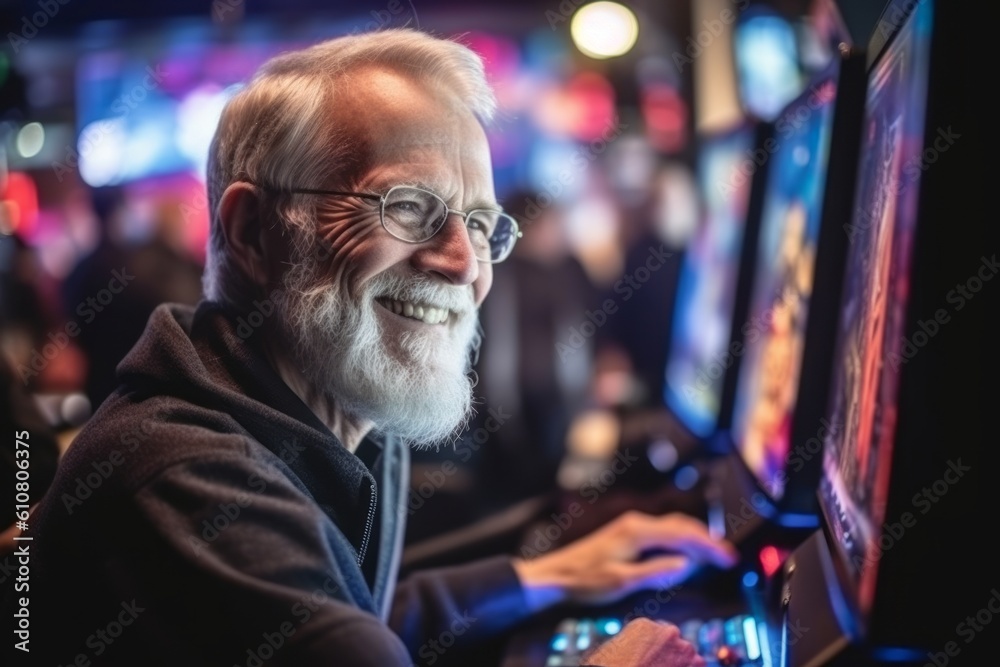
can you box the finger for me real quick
[633,515,739,568]
[581,620,676,666]
[615,554,695,594]
[629,618,707,666]
[648,621,703,664]
[631,617,680,638]
[667,535,739,569]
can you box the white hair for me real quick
[202,28,497,307]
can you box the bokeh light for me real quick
[571,2,639,60]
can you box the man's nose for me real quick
[410,213,479,285]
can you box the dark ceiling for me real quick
[0,0,884,48]
[1,0,591,30]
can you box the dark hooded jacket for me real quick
[3,301,528,666]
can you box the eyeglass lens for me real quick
[382,187,516,262]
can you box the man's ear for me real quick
[218,182,284,289]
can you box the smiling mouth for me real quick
[377,298,452,325]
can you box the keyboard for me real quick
[545,613,764,666]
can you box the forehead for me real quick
[333,68,493,191]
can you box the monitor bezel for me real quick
[719,45,867,520]
[813,0,937,634]
[661,119,771,446]
[799,0,982,657]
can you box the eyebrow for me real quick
[373,179,503,212]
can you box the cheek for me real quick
[473,265,493,306]
[315,211,399,296]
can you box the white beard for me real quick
[275,257,480,448]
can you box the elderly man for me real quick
[8,29,735,666]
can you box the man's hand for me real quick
[511,511,738,610]
[579,618,706,667]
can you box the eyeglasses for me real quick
[253,183,521,263]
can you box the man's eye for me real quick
[387,200,424,214]
[467,214,496,236]
[385,200,431,226]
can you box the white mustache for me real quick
[367,273,476,315]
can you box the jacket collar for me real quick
[118,301,409,616]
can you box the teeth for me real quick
[382,299,451,324]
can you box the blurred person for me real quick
[0,225,88,416]
[592,163,694,410]
[0,230,48,367]
[6,29,737,666]
[0,225,82,558]
[129,196,204,306]
[0,350,61,557]
[58,186,140,406]
[60,187,202,410]
[475,192,600,504]
[0,231,63,556]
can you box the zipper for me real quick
[357,481,377,567]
